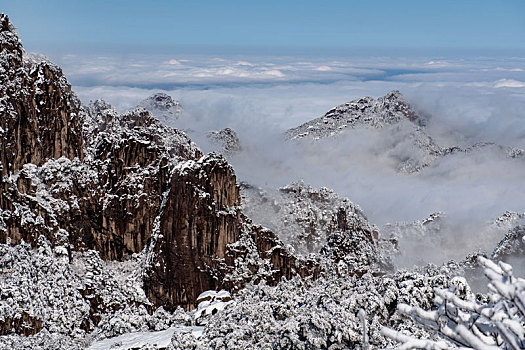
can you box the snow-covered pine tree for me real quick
[382,256,525,349]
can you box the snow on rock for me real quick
[0,13,83,177]
[0,12,199,262]
[286,90,525,173]
[206,128,242,156]
[285,91,443,173]
[194,290,233,326]
[241,181,393,272]
[492,224,525,261]
[287,90,425,141]
[137,93,182,125]
[241,181,371,255]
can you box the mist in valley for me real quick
[57,53,525,270]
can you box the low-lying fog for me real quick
[51,52,525,269]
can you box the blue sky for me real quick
[3,0,525,54]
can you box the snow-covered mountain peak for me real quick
[137,92,182,124]
[285,90,524,174]
[287,90,423,141]
[0,13,20,46]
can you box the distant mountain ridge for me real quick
[286,90,425,140]
[287,90,524,173]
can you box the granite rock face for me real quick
[0,97,200,260]
[79,101,200,260]
[144,154,320,310]
[144,154,243,309]
[0,14,83,177]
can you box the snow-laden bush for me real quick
[0,238,193,349]
[183,263,455,349]
[382,256,525,349]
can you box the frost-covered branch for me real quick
[382,257,525,349]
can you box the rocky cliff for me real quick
[144,154,321,310]
[0,14,83,177]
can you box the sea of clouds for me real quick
[47,51,525,268]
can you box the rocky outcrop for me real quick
[137,92,182,125]
[240,181,390,272]
[492,225,525,261]
[206,127,242,155]
[0,98,200,260]
[0,22,198,255]
[0,14,83,177]
[286,90,426,141]
[144,154,320,310]
[78,102,200,259]
[0,14,82,248]
[144,154,241,309]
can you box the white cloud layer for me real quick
[48,52,525,268]
[494,79,525,88]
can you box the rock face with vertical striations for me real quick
[78,101,200,260]
[0,14,83,177]
[144,154,243,309]
[0,94,201,258]
[143,154,321,311]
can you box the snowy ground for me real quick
[87,326,203,350]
